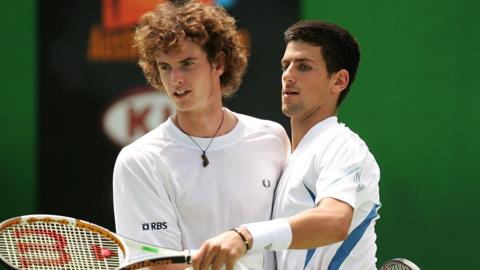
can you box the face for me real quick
[156,39,224,113]
[281,41,346,121]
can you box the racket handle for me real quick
[185,249,194,264]
[184,251,262,270]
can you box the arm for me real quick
[191,197,353,270]
[288,197,353,249]
[113,147,183,259]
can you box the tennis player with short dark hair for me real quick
[112,1,289,269]
[193,20,381,270]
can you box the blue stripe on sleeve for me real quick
[303,183,317,269]
[327,204,380,270]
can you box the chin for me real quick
[281,106,294,117]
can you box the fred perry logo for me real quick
[262,179,271,188]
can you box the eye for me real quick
[299,63,312,71]
[281,63,289,72]
[158,63,170,72]
[182,59,194,68]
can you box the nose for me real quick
[170,68,184,86]
[282,65,296,85]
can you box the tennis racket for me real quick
[0,214,192,270]
[380,258,421,270]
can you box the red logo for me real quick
[14,229,70,268]
[102,0,214,30]
[91,244,116,260]
[102,87,175,147]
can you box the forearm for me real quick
[288,205,352,249]
[244,197,353,251]
[191,198,353,269]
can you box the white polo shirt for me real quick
[113,109,290,268]
[273,116,380,270]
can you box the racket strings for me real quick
[0,224,22,268]
[0,220,122,269]
[382,263,410,270]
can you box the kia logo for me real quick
[102,87,175,147]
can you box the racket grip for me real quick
[185,249,195,264]
[183,251,262,270]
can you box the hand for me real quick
[192,228,250,270]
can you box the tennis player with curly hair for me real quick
[113,1,289,269]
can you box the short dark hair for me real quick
[284,20,360,106]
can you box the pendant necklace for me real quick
[176,110,224,167]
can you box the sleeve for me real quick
[112,146,182,258]
[313,133,369,208]
[279,125,292,169]
[270,121,292,169]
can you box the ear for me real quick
[330,69,350,94]
[212,52,225,76]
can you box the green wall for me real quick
[303,0,480,269]
[0,0,36,220]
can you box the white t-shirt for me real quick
[273,116,380,270]
[113,109,290,266]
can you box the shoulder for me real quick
[234,112,289,141]
[318,122,372,160]
[114,139,171,187]
[115,123,170,166]
[114,144,152,173]
[333,123,366,146]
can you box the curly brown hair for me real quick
[134,0,248,97]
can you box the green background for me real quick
[1,0,479,269]
[303,0,480,269]
[0,0,36,219]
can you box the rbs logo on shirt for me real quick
[142,222,168,231]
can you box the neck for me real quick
[290,109,336,151]
[175,106,236,138]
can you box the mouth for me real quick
[173,89,191,97]
[282,89,299,96]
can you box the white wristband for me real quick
[243,218,292,252]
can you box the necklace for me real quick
[176,110,224,167]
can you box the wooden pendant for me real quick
[201,153,209,167]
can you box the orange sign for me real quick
[103,0,214,30]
